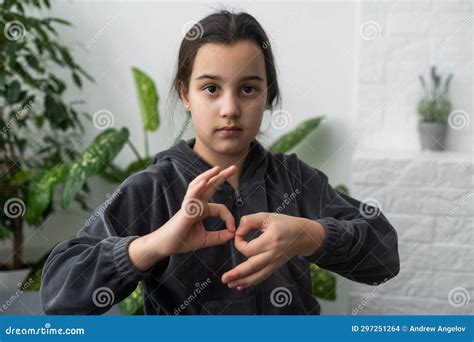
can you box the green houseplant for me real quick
[0,0,106,285]
[417,66,453,150]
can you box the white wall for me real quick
[1,1,358,314]
[355,0,473,153]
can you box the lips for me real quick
[217,126,242,131]
[216,126,243,138]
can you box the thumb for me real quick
[235,212,269,256]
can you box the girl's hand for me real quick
[157,165,238,256]
[221,213,326,290]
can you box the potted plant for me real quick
[417,66,453,150]
[0,0,132,289]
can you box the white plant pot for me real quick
[0,268,30,290]
[417,121,447,151]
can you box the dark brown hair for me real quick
[172,9,280,112]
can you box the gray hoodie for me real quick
[40,138,399,315]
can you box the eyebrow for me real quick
[195,74,265,82]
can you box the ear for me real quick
[178,80,190,108]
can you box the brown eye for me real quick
[204,85,218,95]
[242,85,257,95]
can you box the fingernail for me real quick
[237,286,243,291]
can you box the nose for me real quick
[219,91,240,119]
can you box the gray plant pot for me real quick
[417,121,447,151]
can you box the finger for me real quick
[221,250,273,285]
[202,229,235,249]
[184,178,208,200]
[202,166,238,201]
[231,260,282,290]
[208,203,235,232]
[188,166,221,190]
[234,213,269,256]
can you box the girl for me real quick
[41,10,399,315]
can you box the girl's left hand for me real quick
[221,213,326,290]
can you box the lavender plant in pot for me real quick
[416,66,453,151]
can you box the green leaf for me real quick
[72,72,82,88]
[132,67,159,131]
[44,94,69,129]
[334,184,350,196]
[98,163,129,184]
[26,163,71,225]
[270,116,325,153]
[310,263,336,301]
[61,128,129,208]
[0,224,12,240]
[6,80,21,104]
[126,157,152,175]
[10,169,33,186]
[120,283,144,315]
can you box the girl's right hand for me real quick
[158,165,238,255]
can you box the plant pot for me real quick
[0,267,30,290]
[417,121,447,151]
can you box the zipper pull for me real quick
[235,189,244,207]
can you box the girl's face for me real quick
[181,41,268,156]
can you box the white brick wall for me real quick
[355,0,473,153]
[350,150,473,315]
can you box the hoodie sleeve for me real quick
[291,156,400,285]
[40,171,168,315]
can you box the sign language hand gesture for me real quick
[221,213,325,290]
[159,165,238,255]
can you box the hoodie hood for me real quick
[153,138,268,192]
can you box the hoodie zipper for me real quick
[234,189,263,314]
[234,190,244,207]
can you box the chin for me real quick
[214,137,250,155]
